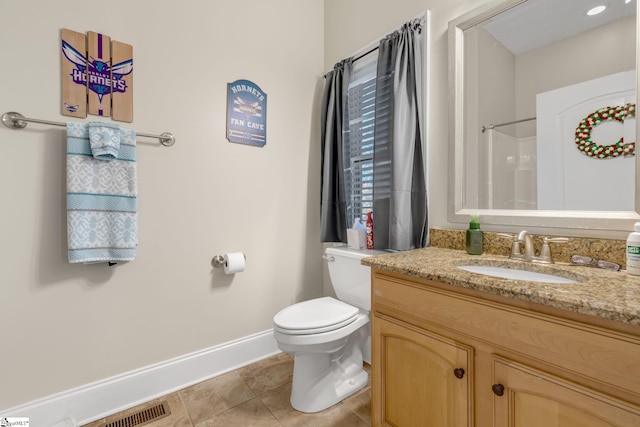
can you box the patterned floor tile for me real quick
[236,352,294,395]
[193,397,281,427]
[178,371,256,424]
[85,353,371,427]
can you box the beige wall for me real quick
[516,15,636,121]
[0,0,324,408]
[463,26,517,209]
[6,0,615,410]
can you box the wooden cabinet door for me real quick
[492,357,640,427]
[372,315,472,427]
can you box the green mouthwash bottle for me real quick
[466,214,484,255]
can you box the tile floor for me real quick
[84,352,371,427]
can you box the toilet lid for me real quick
[274,297,359,335]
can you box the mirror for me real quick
[448,0,640,234]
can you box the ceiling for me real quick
[483,0,636,55]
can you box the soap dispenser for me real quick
[466,214,484,255]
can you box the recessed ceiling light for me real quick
[586,5,607,15]
[626,0,632,4]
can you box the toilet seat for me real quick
[274,297,359,335]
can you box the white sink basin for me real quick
[457,265,578,284]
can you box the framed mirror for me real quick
[448,0,640,235]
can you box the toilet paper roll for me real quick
[224,252,246,274]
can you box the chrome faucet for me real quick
[498,231,568,264]
[517,230,535,260]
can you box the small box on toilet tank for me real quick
[347,228,366,249]
[347,218,367,250]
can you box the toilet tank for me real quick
[325,246,388,311]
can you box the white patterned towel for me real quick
[66,122,137,264]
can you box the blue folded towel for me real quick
[66,122,137,264]
[88,122,121,159]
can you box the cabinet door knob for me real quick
[453,368,465,379]
[492,383,505,396]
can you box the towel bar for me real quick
[2,111,175,146]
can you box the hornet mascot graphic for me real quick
[62,39,133,111]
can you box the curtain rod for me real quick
[481,116,536,133]
[353,45,379,64]
[323,11,427,79]
[1,111,175,146]
[323,46,379,79]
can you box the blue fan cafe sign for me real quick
[226,79,267,147]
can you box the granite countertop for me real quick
[362,247,640,326]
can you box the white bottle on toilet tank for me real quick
[626,222,640,276]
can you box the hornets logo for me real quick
[62,40,133,101]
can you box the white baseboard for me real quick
[1,329,280,426]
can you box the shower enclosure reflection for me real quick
[480,121,536,210]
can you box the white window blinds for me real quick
[344,53,385,227]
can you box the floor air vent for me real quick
[104,401,171,427]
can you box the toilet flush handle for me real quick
[322,255,335,262]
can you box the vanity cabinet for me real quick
[373,315,471,426]
[492,357,640,427]
[371,270,640,427]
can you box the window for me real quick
[343,53,381,227]
[321,17,427,249]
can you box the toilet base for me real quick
[288,322,369,413]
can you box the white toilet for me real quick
[273,246,384,413]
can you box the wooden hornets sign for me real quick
[61,28,133,122]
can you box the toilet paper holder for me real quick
[211,253,246,268]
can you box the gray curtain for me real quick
[320,59,353,242]
[373,18,428,250]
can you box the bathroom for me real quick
[1,0,637,425]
